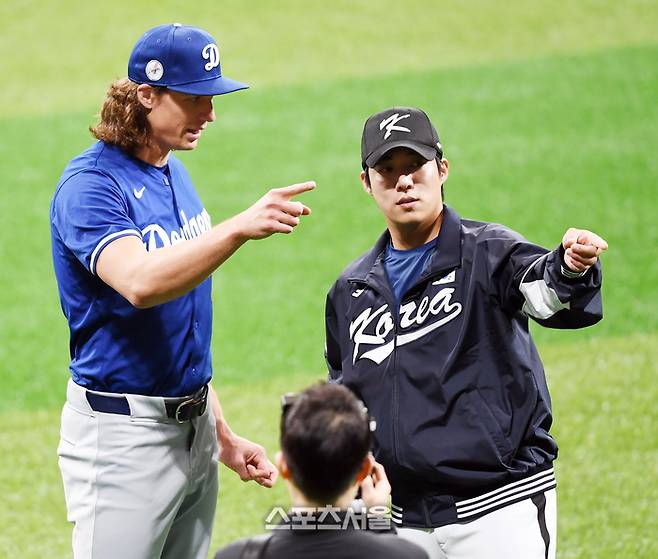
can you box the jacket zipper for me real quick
[350,265,456,469]
[387,266,457,468]
[351,277,402,466]
[391,317,401,465]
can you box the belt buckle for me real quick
[175,399,192,423]
[175,385,208,423]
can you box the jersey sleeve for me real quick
[325,282,345,384]
[51,170,142,275]
[484,225,603,329]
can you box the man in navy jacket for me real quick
[325,107,608,559]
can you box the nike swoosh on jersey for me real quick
[133,186,146,199]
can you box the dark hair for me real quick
[280,383,372,504]
[364,156,445,200]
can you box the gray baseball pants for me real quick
[58,379,219,559]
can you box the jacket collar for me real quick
[349,205,462,284]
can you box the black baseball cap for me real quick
[361,106,443,168]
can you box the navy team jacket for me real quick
[325,205,602,528]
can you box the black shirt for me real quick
[214,511,428,559]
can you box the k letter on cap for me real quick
[361,106,443,168]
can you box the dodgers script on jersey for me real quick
[51,141,213,396]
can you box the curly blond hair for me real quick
[90,78,163,153]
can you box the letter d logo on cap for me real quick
[202,44,220,71]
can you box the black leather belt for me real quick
[85,385,209,423]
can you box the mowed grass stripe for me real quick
[0,45,656,411]
[0,334,656,558]
[2,1,657,117]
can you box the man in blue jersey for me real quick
[51,24,314,559]
[324,107,608,559]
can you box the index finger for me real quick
[577,231,608,252]
[255,475,276,488]
[246,463,273,480]
[592,235,608,252]
[251,455,278,475]
[570,243,600,259]
[371,461,388,482]
[252,466,278,487]
[273,181,316,198]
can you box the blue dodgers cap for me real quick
[128,23,248,96]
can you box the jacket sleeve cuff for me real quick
[560,264,588,279]
[557,244,589,279]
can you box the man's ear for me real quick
[136,84,157,110]
[355,453,375,483]
[438,158,449,183]
[360,170,372,195]
[276,451,291,480]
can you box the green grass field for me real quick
[0,1,656,557]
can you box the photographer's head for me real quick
[277,383,374,507]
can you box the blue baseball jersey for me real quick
[51,141,213,396]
